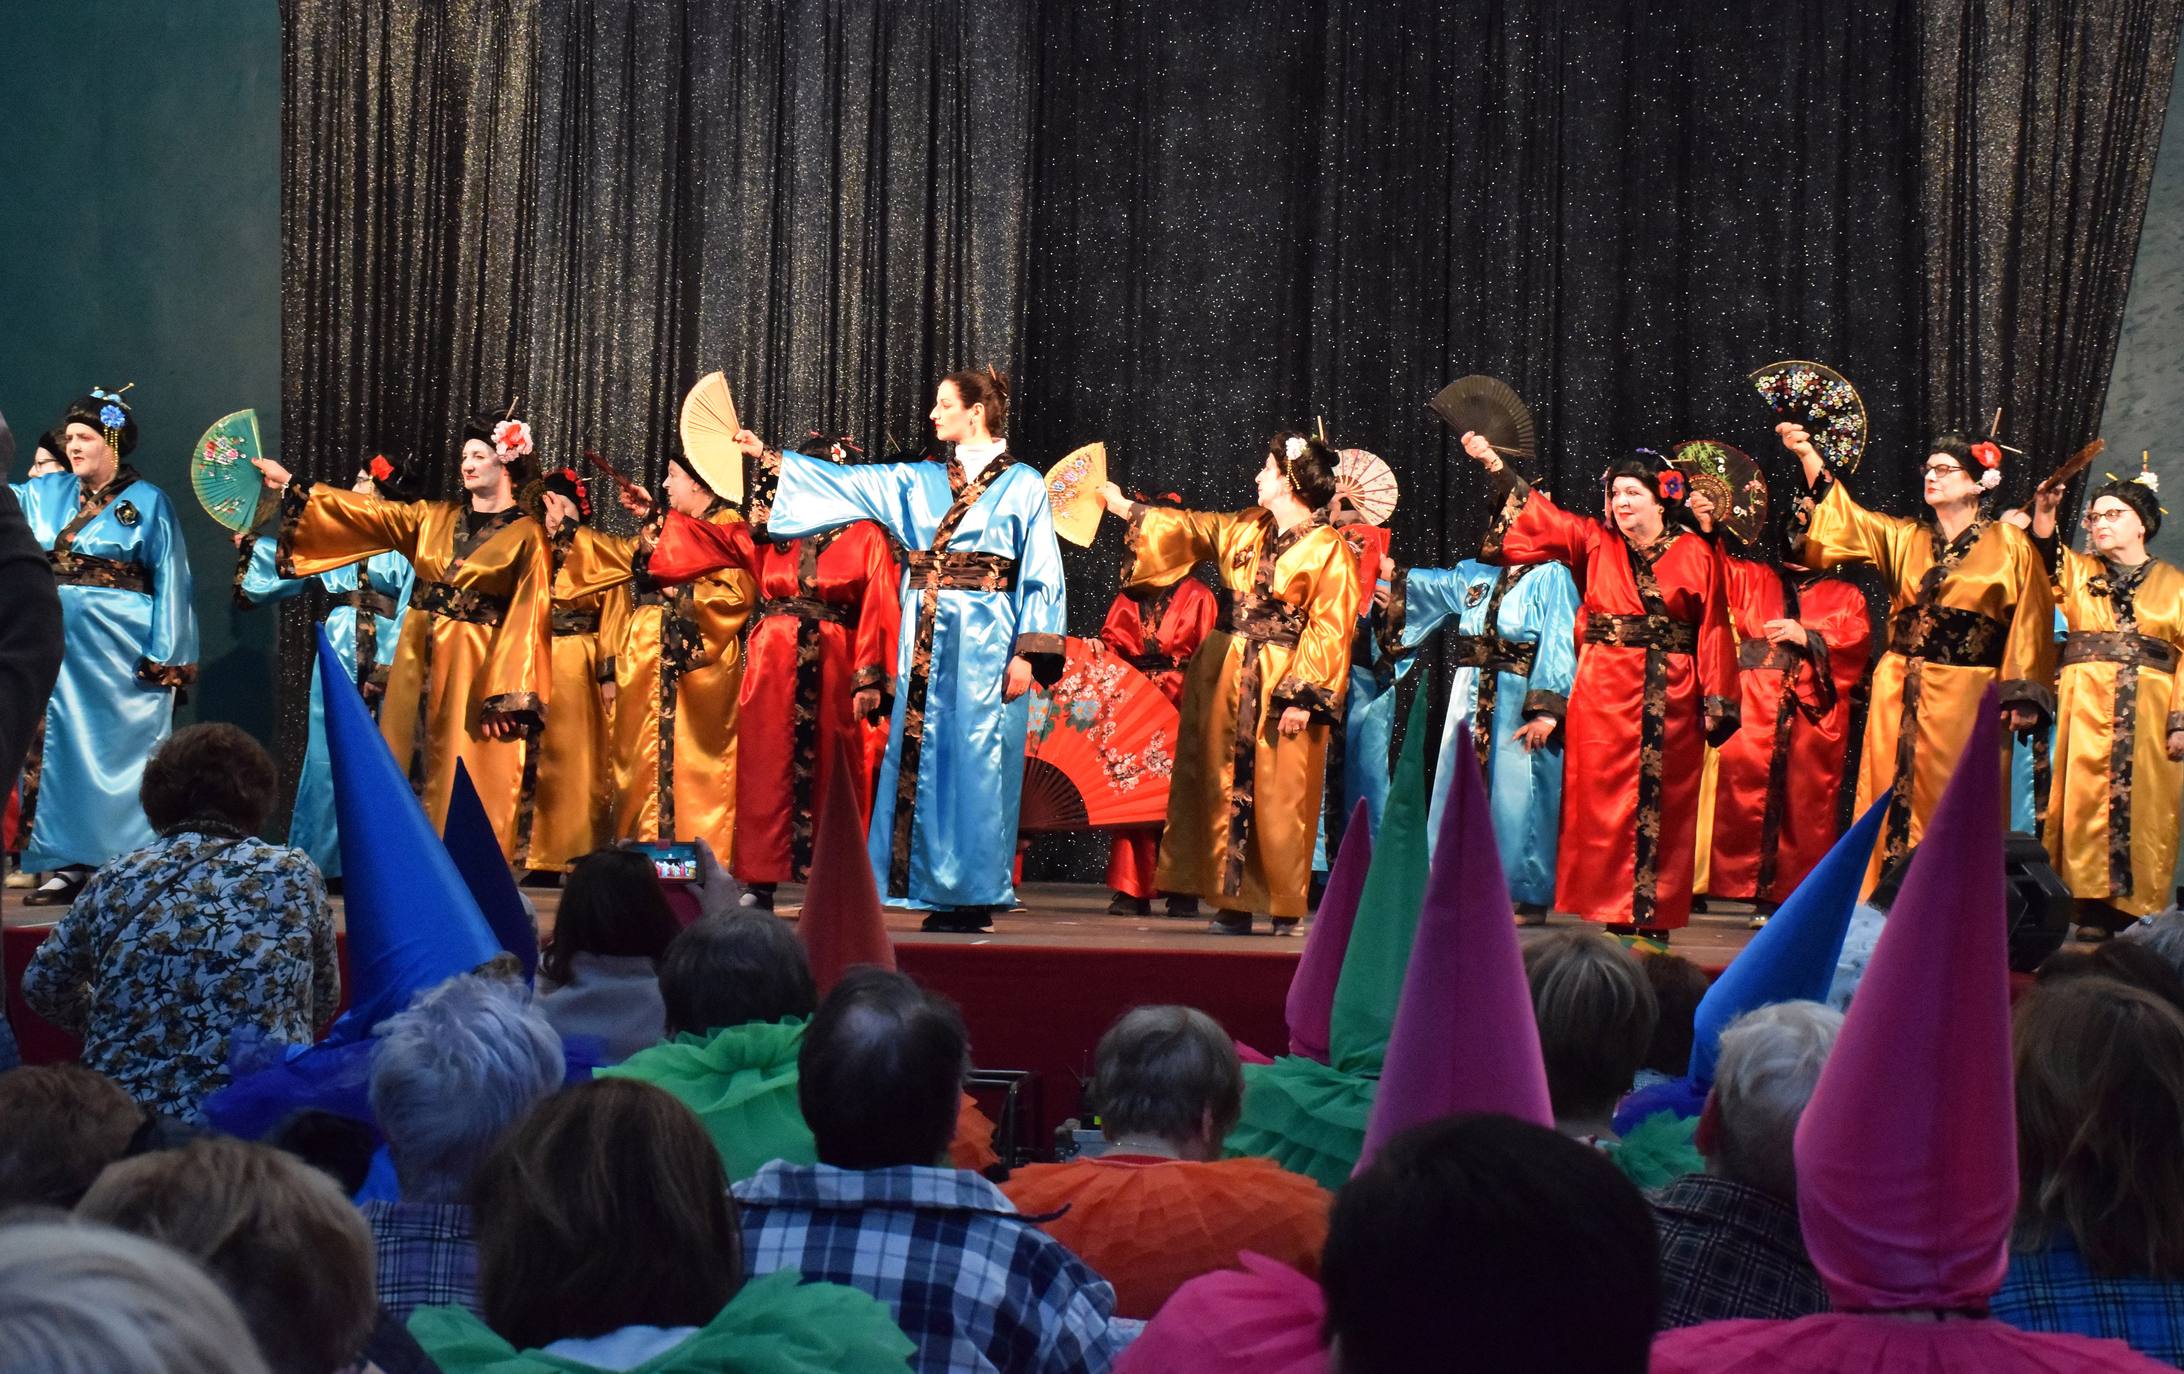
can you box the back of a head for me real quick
[2036,939,2184,1017]
[1523,931,1659,1125]
[660,913,818,1038]
[2012,975,2184,1277]
[368,972,565,1202]
[1706,1001,1844,1201]
[0,1064,142,1211]
[0,1221,272,1374]
[75,1138,375,1374]
[542,848,683,985]
[472,1078,742,1350]
[1092,1005,1244,1147]
[1638,953,1709,1077]
[798,968,968,1170]
[1322,1114,1658,1373]
[139,722,279,836]
[2120,909,2184,986]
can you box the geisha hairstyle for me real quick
[1268,432,1340,512]
[462,407,537,484]
[943,365,1010,436]
[1603,451,1683,509]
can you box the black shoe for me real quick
[740,884,777,911]
[1206,912,1253,936]
[1107,892,1152,916]
[920,908,995,934]
[1163,895,1200,918]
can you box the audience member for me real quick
[76,1138,382,1374]
[536,848,680,1062]
[2035,940,2184,1016]
[735,968,1130,1373]
[0,1219,273,1374]
[1524,929,1658,1143]
[365,972,564,1319]
[20,723,338,1120]
[0,1063,144,1210]
[1991,977,2184,1363]
[2121,908,2184,985]
[1637,952,1710,1082]
[407,1077,913,1373]
[1652,1000,1841,1329]
[1004,1005,1330,1318]
[1321,1113,1659,1373]
[0,470,63,909]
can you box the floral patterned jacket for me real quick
[21,827,339,1121]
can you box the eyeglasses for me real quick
[2085,508,2137,525]
[1923,462,1967,477]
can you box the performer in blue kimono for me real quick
[717,367,1065,932]
[1383,554,1580,916]
[12,388,198,902]
[232,452,418,878]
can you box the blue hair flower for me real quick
[99,404,127,429]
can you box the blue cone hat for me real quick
[443,759,539,981]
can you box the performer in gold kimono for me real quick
[1779,422,2055,892]
[559,449,757,861]
[253,410,552,859]
[1096,434,1360,933]
[2012,474,2184,929]
[528,467,622,873]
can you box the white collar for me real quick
[955,438,1007,483]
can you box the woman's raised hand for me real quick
[251,456,293,490]
[1459,431,1502,470]
[1095,481,1132,516]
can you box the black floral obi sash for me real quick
[549,608,601,637]
[1738,639,1806,671]
[757,596,849,625]
[413,580,508,626]
[1583,612,1698,654]
[1886,604,2003,668]
[327,588,401,620]
[48,549,152,593]
[1215,589,1304,648]
[2060,630,2179,674]
[1446,633,1538,675]
[901,549,1016,592]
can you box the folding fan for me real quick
[1670,438,1769,547]
[678,371,745,503]
[1047,441,1108,547]
[1429,375,1537,460]
[191,409,266,532]
[1020,637,1179,832]
[1334,447,1399,526]
[1748,360,1868,475]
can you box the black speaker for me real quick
[2003,830,2072,973]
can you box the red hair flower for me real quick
[368,454,395,482]
[557,466,592,518]
[492,418,535,459]
[1658,470,1688,501]
[1969,441,2002,470]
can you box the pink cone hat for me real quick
[1285,799,1371,1062]
[799,743,896,993]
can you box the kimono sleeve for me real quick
[1097,592,1146,659]
[1696,540,1740,740]
[1797,478,1918,586]
[554,526,642,599]
[1010,476,1068,684]
[768,450,918,547]
[2052,543,2100,606]
[849,523,901,707]
[1123,503,1235,586]
[687,527,758,671]
[480,526,552,725]
[1998,526,2058,719]
[646,512,755,584]
[1393,567,1468,650]
[276,482,428,577]
[136,492,198,688]
[1166,577,1218,664]
[1794,579,1873,718]
[375,553,418,667]
[1271,532,1362,723]
[233,533,311,609]
[1518,563,1580,720]
[1480,474,1601,573]
[595,580,631,682]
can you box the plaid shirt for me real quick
[1651,1174,1830,1330]
[734,1160,1131,1374]
[361,1200,479,1320]
[1992,1234,2184,1365]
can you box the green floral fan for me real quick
[191,409,266,532]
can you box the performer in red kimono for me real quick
[1687,487,1873,915]
[1463,432,1738,937]
[1097,567,1217,915]
[716,437,903,907]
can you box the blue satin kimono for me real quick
[1392,560,1578,907]
[234,538,414,876]
[767,450,1068,909]
[13,471,197,871]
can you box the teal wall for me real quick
[2101,55,2184,565]
[0,1,283,733]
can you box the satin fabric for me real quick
[1797,480,2055,892]
[235,538,414,877]
[559,513,756,860]
[731,525,900,886]
[1126,506,1360,919]
[1490,483,1738,928]
[14,472,198,871]
[764,451,1068,910]
[280,486,553,857]
[2009,610,2069,832]
[1096,578,1217,897]
[1395,560,1578,909]
[1706,558,1873,903]
[528,526,623,871]
[2044,548,2184,916]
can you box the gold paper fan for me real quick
[678,371,744,503]
[1334,447,1400,526]
[1046,441,1107,547]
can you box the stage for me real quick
[1,882,1768,1151]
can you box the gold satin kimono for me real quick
[1124,504,1360,918]
[1798,479,2055,890]
[528,526,626,870]
[559,507,756,859]
[2045,548,2184,916]
[278,486,552,858]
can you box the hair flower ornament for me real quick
[1284,435,1307,462]
[368,454,395,482]
[1968,440,2004,490]
[493,418,535,459]
[557,466,592,518]
[99,403,128,430]
[1658,469,1687,501]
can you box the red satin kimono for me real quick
[1097,576,1218,896]
[727,524,902,885]
[1485,479,1738,929]
[1706,555,1873,904]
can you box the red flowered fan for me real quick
[1020,637,1179,831]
